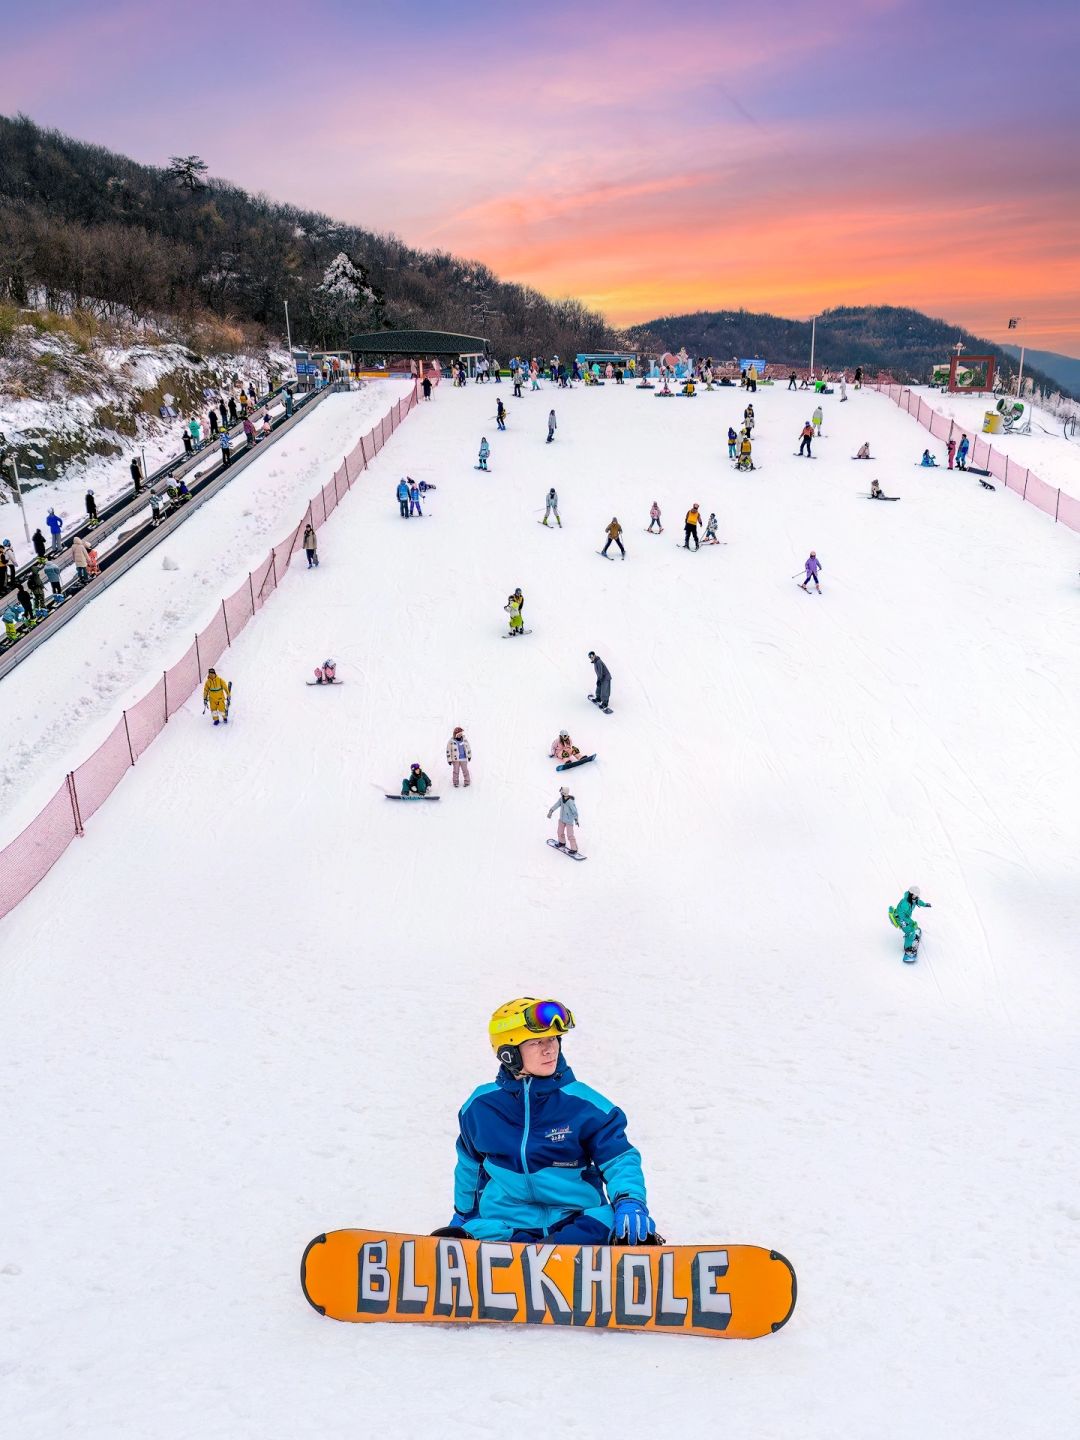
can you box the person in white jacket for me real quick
[446,727,472,788]
[547,787,580,853]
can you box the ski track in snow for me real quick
[0,379,1078,1439]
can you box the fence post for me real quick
[343,454,349,487]
[1055,489,1061,522]
[163,671,168,723]
[222,597,231,647]
[248,572,255,614]
[122,711,135,766]
[67,772,84,837]
[1004,455,1009,486]
[334,469,341,504]
[271,550,278,588]
[195,632,202,681]
[1023,472,1029,499]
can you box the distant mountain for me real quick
[629,305,1073,398]
[1001,344,1080,396]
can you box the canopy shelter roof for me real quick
[347,329,489,357]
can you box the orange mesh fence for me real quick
[0,778,80,913]
[125,679,166,759]
[0,384,421,922]
[71,721,131,825]
[874,385,1080,534]
[165,641,200,719]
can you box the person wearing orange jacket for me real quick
[600,517,625,559]
[202,668,232,725]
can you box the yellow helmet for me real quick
[489,997,575,1070]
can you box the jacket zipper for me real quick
[520,1078,531,1176]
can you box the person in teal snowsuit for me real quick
[893,887,931,955]
[478,437,491,470]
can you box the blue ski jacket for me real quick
[453,1055,646,1241]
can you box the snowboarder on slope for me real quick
[892,886,931,960]
[855,442,871,459]
[588,650,612,709]
[798,422,814,457]
[601,517,625,559]
[496,399,507,431]
[799,551,823,592]
[313,659,337,684]
[647,501,663,533]
[478,437,491,471]
[920,449,938,467]
[550,730,581,762]
[812,405,824,436]
[684,504,701,550]
[446,727,472,787]
[202,668,231,725]
[546,410,557,443]
[547,789,581,854]
[543,488,561,527]
[401,763,432,796]
[504,592,524,636]
[437,998,656,1244]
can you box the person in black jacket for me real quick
[85,489,98,522]
[587,651,611,710]
[130,456,143,492]
[32,528,47,560]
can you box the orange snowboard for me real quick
[301,1229,796,1339]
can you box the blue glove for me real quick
[612,1196,653,1244]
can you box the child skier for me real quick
[202,668,231,725]
[550,730,581,762]
[437,998,656,1245]
[547,787,581,854]
[647,501,663,533]
[799,551,823,592]
[543,488,561,527]
[855,442,871,459]
[408,480,423,516]
[504,592,524,636]
[313,659,338,684]
[478,437,491,471]
[401,763,432,796]
[891,887,932,961]
[703,513,720,544]
[446,727,472,787]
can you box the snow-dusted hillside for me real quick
[0,378,1077,1439]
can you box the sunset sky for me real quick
[3,0,1079,353]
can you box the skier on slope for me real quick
[738,433,754,469]
[891,886,932,961]
[601,517,625,559]
[401,762,432,796]
[478,437,491,471]
[799,551,823,592]
[202,667,232,725]
[702,512,720,544]
[588,650,612,709]
[546,409,557,444]
[743,403,755,434]
[647,501,663,533]
[547,788,581,854]
[408,480,423,516]
[446,727,472,788]
[683,504,701,550]
[313,659,337,684]
[550,730,581,762]
[435,998,657,1244]
[397,479,410,517]
[543,488,561,527]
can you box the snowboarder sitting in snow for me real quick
[436,998,657,1245]
[478,437,491,471]
[870,480,885,500]
[313,659,337,684]
[891,887,931,960]
[550,730,581,762]
[737,434,754,469]
[401,763,432,796]
[202,668,231,725]
[681,378,696,396]
[855,442,871,459]
[920,449,938,467]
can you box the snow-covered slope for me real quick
[1,380,1077,1439]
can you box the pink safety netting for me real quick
[125,679,167,760]
[199,607,230,672]
[165,641,200,718]
[71,721,132,824]
[0,779,79,917]
[224,580,254,643]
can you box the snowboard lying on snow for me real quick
[301,1229,796,1340]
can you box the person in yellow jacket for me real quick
[202,667,232,725]
[600,516,625,559]
[683,504,701,550]
[737,433,753,470]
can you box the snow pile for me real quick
[0,380,1076,1438]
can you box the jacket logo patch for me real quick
[545,1124,572,1143]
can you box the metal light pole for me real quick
[285,300,292,356]
[809,316,817,376]
[7,457,31,543]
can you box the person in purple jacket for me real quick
[799,551,823,592]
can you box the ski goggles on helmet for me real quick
[521,1000,575,1035]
